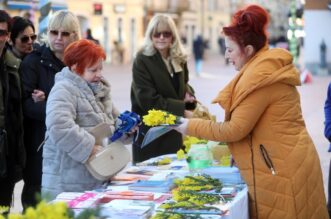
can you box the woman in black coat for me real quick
[20,10,81,208]
[131,14,196,163]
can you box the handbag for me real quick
[192,101,216,121]
[85,141,130,181]
[85,123,130,181]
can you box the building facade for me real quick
[1,0,295,64]
[304,0,331,74]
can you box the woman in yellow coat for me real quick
[175,4,328,219]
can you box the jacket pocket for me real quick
[0,129,7,178]
[259,144,276,175]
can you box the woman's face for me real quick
[152,25,173,55]
[81,58,104,83]
[0,22,9,53]
[225,36,250,71]
[13,26,36,56]
[48,28,76,54]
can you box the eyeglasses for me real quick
[0,29,9,37]
[49,30,72,37]
[153,31,172,38]
[20,34,37,43]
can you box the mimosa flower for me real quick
[143,109,178,126]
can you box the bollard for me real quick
[320,39,327,69]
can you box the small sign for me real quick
[114,4,126,13]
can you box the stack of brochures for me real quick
[201,166,245,184]
[100,199,155,219]
[128,178,174,193]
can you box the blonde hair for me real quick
[41,10,81,45]
[140,14,187,63]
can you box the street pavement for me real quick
[11,51,331,213]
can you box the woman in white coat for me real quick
[42,39,129,200]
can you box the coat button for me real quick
[41,60,43,63]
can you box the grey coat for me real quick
[42,67,119,199]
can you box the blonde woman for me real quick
[20,10,81,208]
[131,14,196,163]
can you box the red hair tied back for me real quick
[223,4,269,52]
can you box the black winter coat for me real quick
[0,48,25,182]
[19,45,64,182]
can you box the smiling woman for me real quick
[130,14,197,163]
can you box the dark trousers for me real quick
[328,159,331,218]
[21,153,42,209]
[0,178,16,213]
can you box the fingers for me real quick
[89,145,103,159]
[184,110,193,118]
[184,92,196,103]
[32,89,46,102]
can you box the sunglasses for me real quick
[153,31,172,38]
[0,29,9,37]
[49,30,72,37]
[20,34,37,43]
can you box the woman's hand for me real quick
[32,89,45,102]
[184,110,193,118]
[184,92,196,103]
[89,145,103,160]
[184,92,197,110]
[173,118,189,134]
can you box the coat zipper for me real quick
[249,134,259,219]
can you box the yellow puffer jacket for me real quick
[187,46,328,219]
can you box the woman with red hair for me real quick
[174,4,328,218]
[41,39,128,199]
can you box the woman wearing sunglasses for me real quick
[174,4,328,219]
[19,10,81,209]
[2,16,36,210]
[130,14,196,163]
[6,16,36,59]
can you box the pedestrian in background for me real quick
[324,82,331,218]
[174,4,328,219]
[0,10,25,214]
[192,34,205,76]
[20,10,81,208]
[131,14,196,163]
[85,28,99,45]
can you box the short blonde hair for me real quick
[42,10,81,45]
[140,14,187,63]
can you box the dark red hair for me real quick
[223,4,269,52]
[63,39,106,75]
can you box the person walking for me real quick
[131,14,196,163]
[174,4,328,219]
[20,10,81,207]
[192,35,205,76]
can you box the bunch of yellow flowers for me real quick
[143,109,177,126]
[0,201,71,219]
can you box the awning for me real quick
[6,0,67,10]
